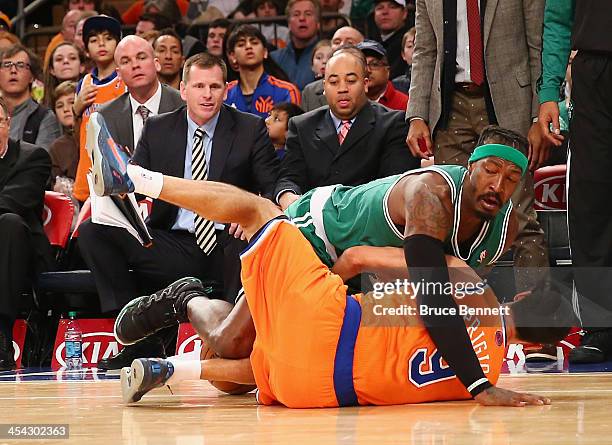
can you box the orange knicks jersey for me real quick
[241,218,507,409]
[73,72,126,202]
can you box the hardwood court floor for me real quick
[0,370,610,444]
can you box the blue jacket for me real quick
[225,72,301,118]
[270,38,318,90]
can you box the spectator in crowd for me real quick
[265,101,304,159]
[43,42,85,108]
[72,15,126,203]
[311,39,332,79]
[0,30,21,51]
[43,9,82,69]
[122,0,187,25]
[97,35,184,155]
[67,0,99,11]
[0,45,61,151]
[205,18,230,58]
[135,13,173,37]
[367,0,409,79]
[79,53,279,369]
[319,0,349,39]
[357,40,407,111]
[275,48,419,210]
[270,0,320,90]
[153,29,185,90]
[301,26,363,111]
[537,2,612,363]
[74,10,98,52]
[391,26,414,94]
[140,30,162,45]
[406,0,548,293]
[253,0,290,49]
[49,81,79,195]
[0,96,53,371]
[226,25,301,118]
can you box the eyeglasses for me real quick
[366,60,388,70]
[0,61,31,71]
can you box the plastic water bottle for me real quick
[64,312,83,370]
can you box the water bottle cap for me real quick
[68,311,77,318]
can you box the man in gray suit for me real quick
[405,0,550,293]
[99,35,184,152]
[301,26,364,112]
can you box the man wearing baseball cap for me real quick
[357,39,408,111]
[367,0,411,79]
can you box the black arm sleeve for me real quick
[404,234,492,397]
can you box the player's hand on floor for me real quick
[474,386,551,407]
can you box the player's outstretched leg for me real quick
[114,277,207,345]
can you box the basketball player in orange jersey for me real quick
[72,15,126,202]
[109,167,574,407]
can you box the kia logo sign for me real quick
[12,341,20,362]
[55,332,120,367]
[534,174,566,210]
[42,205,52,226]
[177,334,202,356]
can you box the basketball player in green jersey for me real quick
[113,125,531,404]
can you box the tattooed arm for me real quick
[402,174,495,399]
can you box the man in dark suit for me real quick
[0,97,53,370]
[78,53,279,369]
[98,35,184,153]
[275,47,419,210]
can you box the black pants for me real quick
[569,51,612,327]
[78,220,246,313]
[0,213,34,322]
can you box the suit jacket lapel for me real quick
[208,105,235,182]
[315,111,340,156]
[483,0,497,51]
[335,103,375,158]
[168,107,188,179]
[115,95,134,152]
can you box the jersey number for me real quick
[408,348,456,387]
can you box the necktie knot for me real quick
[136,105,150,123]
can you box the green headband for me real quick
[468,143,528,175]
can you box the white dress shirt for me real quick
[129,82,163,149]
[455,0,481,84]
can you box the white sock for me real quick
[127,163,164,199]
[166,357,201,386]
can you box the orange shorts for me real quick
[240,218,351,408]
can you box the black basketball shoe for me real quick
[569,328,612,364]
[114,277,205,346]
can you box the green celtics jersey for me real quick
[285,165,513,269]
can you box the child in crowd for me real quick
[72,14,126,203]
[265,102,304,159]
[226,25,300,118]
[311,39,332,79]
[43,42,85,107]
[49,81,79,197]
[392,27,415,95]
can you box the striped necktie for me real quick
[192,128,217,254]
[338,120,351,145]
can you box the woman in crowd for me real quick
[43,42,85,107]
